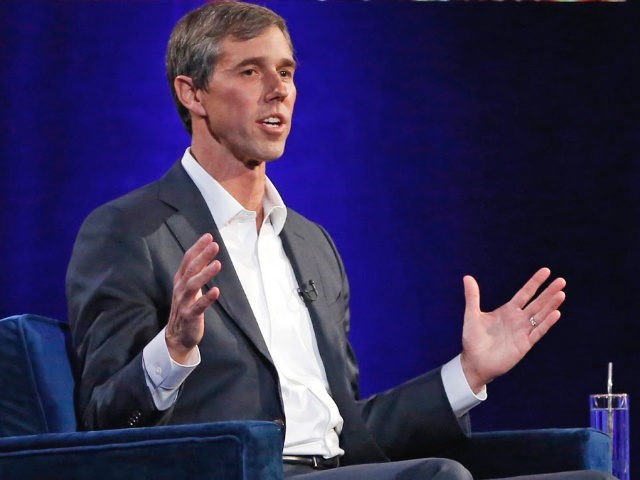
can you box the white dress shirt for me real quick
[142,148,486,458]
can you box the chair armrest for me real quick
[447,428,612,480]
[0,420,284,480]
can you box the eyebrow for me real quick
[234,56,297,70]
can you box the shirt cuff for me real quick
[441,354,487,418]
[142,327,200,409]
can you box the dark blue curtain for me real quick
[1,0,638,473]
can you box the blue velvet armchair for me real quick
[0,314,612,479]
[0,314,284,479]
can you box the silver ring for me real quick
[529,316,537,328]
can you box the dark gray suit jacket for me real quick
[66,161,469,465]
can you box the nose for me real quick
[264,72,291,102]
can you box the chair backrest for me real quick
[0,314,77,436]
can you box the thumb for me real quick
[463,275,481,316]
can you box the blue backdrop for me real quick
[1,0,638,474]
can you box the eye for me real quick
[279,69,294,79]
[241,68,257,77]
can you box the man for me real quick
[66,2,611,479]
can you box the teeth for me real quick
[262,116,281,126]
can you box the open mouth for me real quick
[260,116,283,128]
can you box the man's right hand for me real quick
[165,233,221,364]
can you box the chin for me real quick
[242,152,284,170]
[263,155,283,164]
[261,145,287,163]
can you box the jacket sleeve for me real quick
[357,369,471,460]
[66,202,173,430]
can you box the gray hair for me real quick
[166,1,293,135]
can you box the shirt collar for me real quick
[181,148,287,235]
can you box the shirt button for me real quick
[155,366,162,375]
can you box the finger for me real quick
[529,290,566,328]
[175,241,219,297]
[524,277,566,317]
[190,286,221,316]
[184,259,222,296]
[509,267,551,309]
[183,241,220,283]
[173,247,220,314]
[175,233,214,279]
[529,309,561,344]
[463,275,481,316]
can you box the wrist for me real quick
[165,333,196,365]
[460,352,487,395]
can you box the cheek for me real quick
[289,87,297,110]
[211,87,253,111]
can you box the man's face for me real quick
[197,26,297,167]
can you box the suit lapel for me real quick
[279,218,347,395]
[157,162,273,364]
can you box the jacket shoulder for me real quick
[81,161,192,236]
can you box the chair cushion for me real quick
[0,315,77,436]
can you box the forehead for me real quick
[217,26,294,65]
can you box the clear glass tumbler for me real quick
[589,393,630,480]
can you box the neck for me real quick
[190,140,266,229]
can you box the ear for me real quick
[173,75,207,118]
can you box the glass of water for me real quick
[589,393,630,480]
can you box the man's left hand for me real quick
[460,267,566,393]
